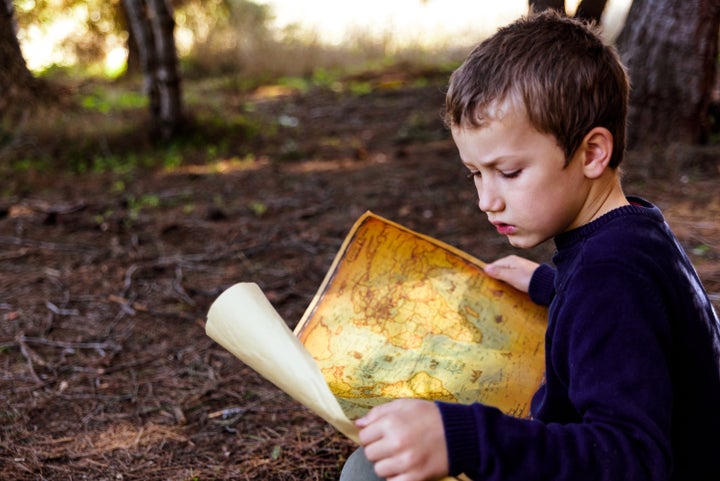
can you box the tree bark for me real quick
[147,0,182,140]
[122,0,183,141]
[617,0,720,149]
[528,0,566,15]
[118,1,141,75]
[0,0,37,121]
[575,0,608,23]
[529,0,607,23]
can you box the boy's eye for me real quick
[466,169,520,180]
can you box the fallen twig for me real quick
[121,264,138,298]
[173,265,196,306]
[0,235,96,253]
[108,294,148,314]
[15,333,44,384]
[45,301,80,316]
[0,248,29,260]
[19,335,122,355]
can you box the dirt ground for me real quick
[1,72,719,480]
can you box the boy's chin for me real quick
[506,235,546,250]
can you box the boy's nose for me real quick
[477,182,503,213]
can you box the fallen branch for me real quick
[0,235,96,253]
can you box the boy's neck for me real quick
[583,174,629,226]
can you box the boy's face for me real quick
[451,101,592,249]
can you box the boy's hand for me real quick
[357,399,449,481]
[484,255,539,293]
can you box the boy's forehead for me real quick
[450,101,562,164]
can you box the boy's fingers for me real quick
[373,457,405,479]
[483,263,502,276]
[483,255,538,293]
[356,399,396,426]
[357,401,405,446]
[484,262,513,280]
[357,421,383,446]
[355,412,384,446]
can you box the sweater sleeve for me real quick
[528,263,555,306]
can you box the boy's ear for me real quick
[580,127,613,179]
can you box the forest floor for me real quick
[1,68,719,480]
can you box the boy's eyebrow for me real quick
[463,155,522,169]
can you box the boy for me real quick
[340,11,720,481]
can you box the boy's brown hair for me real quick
[445,11,629,168]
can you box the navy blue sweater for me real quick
[437,197,720,480]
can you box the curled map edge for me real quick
[205,282,360,442]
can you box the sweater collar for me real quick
[554,196,663,250]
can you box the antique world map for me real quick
[294,212,548,420]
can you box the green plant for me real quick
[348,80,373,96]
[80,89,147,114]
[249,201,267,217]
[126,194,162,223]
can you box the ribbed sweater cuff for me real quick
[529,263,556,306]
[436,401,480,476]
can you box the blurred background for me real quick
[17,0,632,77]
[2,0,716,172]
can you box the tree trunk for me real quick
[147,0,182,140]
[118,1,141,75]
[529,0,607,23]
[617,0,720,149]
[122,0,183,141]
[575,0,608,23]
[528,0,566,15]
[0,0,37,121]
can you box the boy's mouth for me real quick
[492,222,516,235]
